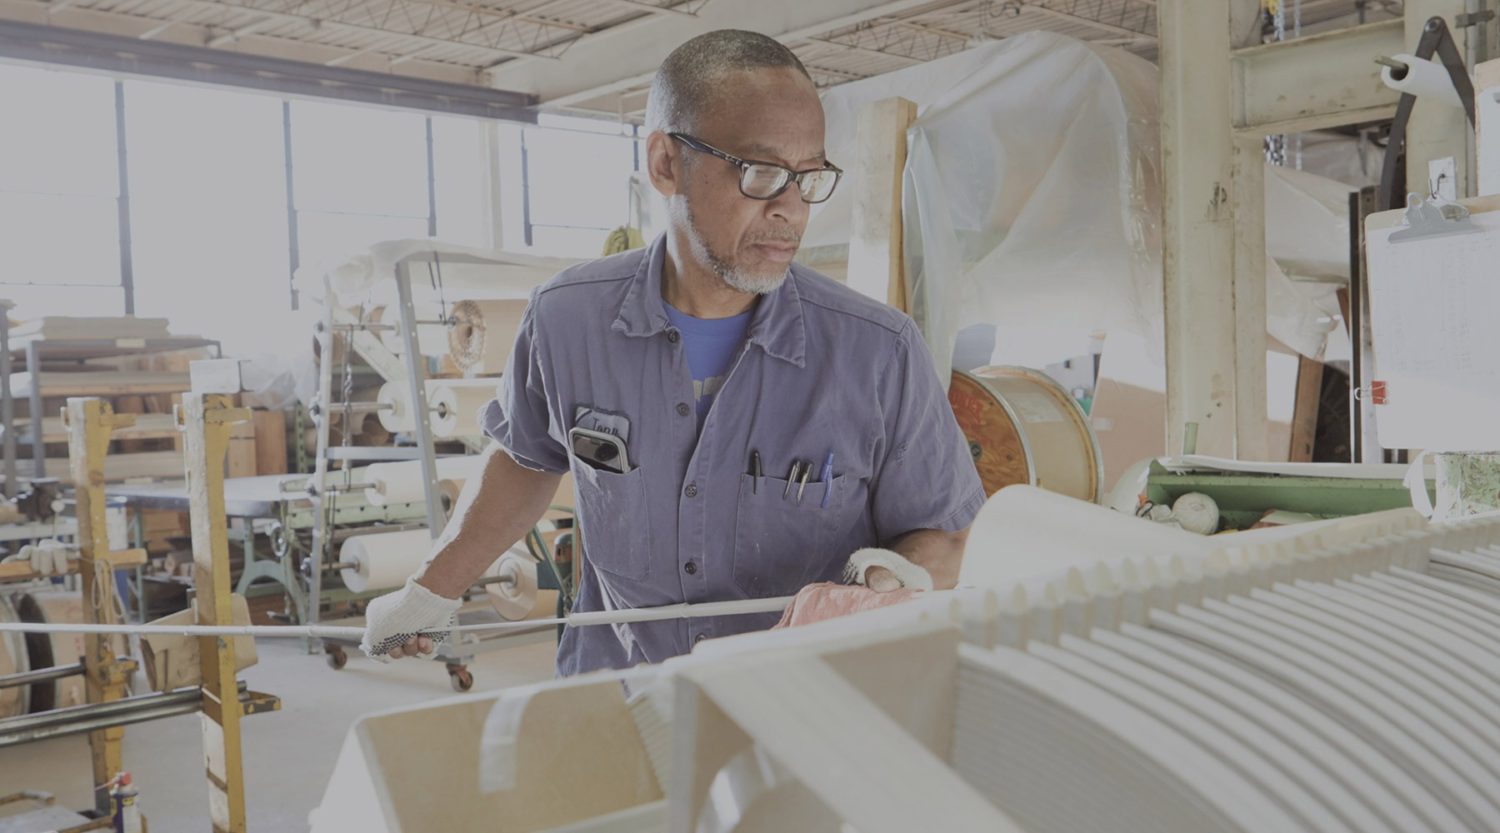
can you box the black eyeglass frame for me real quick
[668,132,843,204]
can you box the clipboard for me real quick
[1364,193,1500,451]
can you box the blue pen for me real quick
[818,452,834,509]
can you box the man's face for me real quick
[660,68,826,295]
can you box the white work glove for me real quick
[842,547,933,593]
[3,539,75,576]
[359,578,462,663]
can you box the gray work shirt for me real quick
[481,234,985,676]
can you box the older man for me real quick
[362,29,984,675]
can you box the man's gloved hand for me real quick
[842,547,933,593]
[359,578,462,663]
[2,539,75,577]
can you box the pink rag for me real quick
[773,582,918,629]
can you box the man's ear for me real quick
[645,131,681,198]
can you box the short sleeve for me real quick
[480,291,570,474]
[869,321,986,543]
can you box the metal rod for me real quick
[0,661,85,689]
[0,592,967,640]
[0,681,246,735]
[0,683,250,747]
[1374,54,1409,72]
[0,655,132,689]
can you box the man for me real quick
[361,30,984,675]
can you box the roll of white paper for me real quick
[339,529,433,593]
[1381,54,1463,109]
[376,379,497,437]
[339,528,509,593]
[429,380,497,439]
[364,455,487,507]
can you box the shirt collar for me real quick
[612,233,806,368]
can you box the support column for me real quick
[847,96,918,313]
[65,397,134,814]
[1407,0,1473,198]
[182,394,252,833]
[1231,134,1269,460]
[1161,0,1239,458]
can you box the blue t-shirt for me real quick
[664,301,753,428]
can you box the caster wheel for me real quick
[449,669,474,692]
[325,645,348,670]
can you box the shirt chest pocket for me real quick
[572,459,653,581]
[731,472,863,597]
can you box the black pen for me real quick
[751,450,763,493]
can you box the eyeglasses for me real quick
[669,133,842,204]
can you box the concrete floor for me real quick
[0,634,558,832]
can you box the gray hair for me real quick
[645,30,811,135]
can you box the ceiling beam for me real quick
[804,35,925,63]
[0,18,537,120]
[487,0,956,107]
[1019,2,1154,40]
[167,0,562,60]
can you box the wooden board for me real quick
[1288,355,1325,462]
[252,410,288,476]
[139,595,257,692]
[847,97,917,312]
[12,413,179,444]
[10,371,190,397]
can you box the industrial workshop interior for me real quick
[11,0,1500,830]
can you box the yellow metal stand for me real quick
[63,398,138,815]
[179,394,280,833]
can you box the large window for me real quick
[0,65,125,315]
[123,79,290,355]
[501,114,640,257]
[0,62,639,352]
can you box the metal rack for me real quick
[0,332,221,485]
[305,252,553,689]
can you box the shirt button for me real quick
[694,633,707,644]
[684,561,698,575]
[676,402,691,416]
[684,483,698,498]
[667,329,680,343]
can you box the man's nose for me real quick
[766,185,807,225]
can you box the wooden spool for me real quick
[0,595,30,717]
[17,590,124,713]
[947,366,1104,502]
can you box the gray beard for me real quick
[677,199,788,296]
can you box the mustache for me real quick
[747,232,802,246]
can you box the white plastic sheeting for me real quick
[805,32,1348,378]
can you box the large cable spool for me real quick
[17,590,126,712]
[0,595,30,716]
[947,366,1104,502]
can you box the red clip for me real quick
[1371,380,1388,405]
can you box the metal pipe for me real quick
[0,662,83,689]
[0,656,133,689]
[0,682,248,747]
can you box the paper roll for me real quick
[429,380,497,438]
[340,529,434,593]
[438,479,463,517]
[364,455,487,507]
[485,553,539,620]
[378,301,452,357]
[1381,54,1463,109]
[448,299,528,374]
[340,529,510,593]
[376,379,497,438]
[376,381,413,434]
